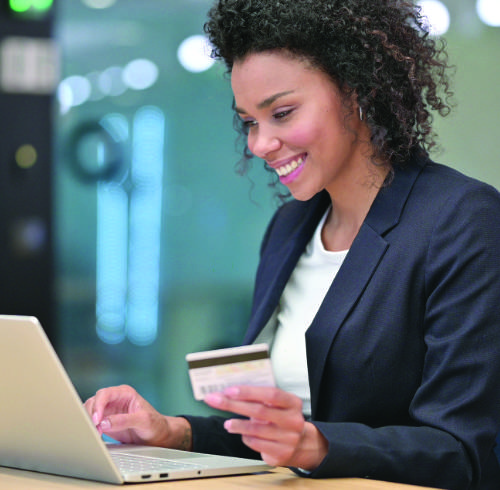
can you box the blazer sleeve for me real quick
[301,181,500,489]
[181,414,261,459]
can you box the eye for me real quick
[273,108,294,120]
[242,118,257,128]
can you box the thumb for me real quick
[100,411,156,435]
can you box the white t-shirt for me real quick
[269,207,348,416]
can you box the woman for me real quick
[85,1,500,488]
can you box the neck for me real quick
[322,162,389,252]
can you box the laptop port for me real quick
[141,475,151,479]
[160,473,169,478]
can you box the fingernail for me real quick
[100,419,111,430]
[92,413,100,425]
[224,386,240,397]
[223,420,233,432]
[204,393,223,405]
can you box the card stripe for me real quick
[187,350,269,369]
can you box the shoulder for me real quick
[412,160,500,218]
[416,160,500,234]
[398,160,500,267]
[413,156,499,196]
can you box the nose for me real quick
[248,125,281,160]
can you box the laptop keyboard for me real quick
[111,452,205,472]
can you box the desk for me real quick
[0,466,440,489]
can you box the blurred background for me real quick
[0,0,499,418]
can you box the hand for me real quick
[84,385,192,450]
[204,386,328,470]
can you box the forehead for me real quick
[232,52,310,84]
[231,51,331,105]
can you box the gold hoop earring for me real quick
[359,106,364,121]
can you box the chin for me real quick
[288,186,321,202]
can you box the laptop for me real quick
[0,315,273,484]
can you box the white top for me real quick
[269,207,348,416]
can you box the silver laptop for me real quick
[0,315,273,484]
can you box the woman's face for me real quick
[231,51,370,202]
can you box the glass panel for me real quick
[53,0,276,416]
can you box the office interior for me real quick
[0,0,499,420]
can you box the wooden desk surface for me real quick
[0,466,439,489]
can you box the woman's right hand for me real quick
[84,385,192,450]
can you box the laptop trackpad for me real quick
[109,444,212,460]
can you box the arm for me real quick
[84,385,193,450]
[182,413,262,460]
[203,181,500,489]
[84,384,260,459]
[306,182,500,488]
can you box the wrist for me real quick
[163,416,193,451]
[292,421,328,471]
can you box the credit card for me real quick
[186,344,275,401]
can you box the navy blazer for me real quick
[186,152,500,490]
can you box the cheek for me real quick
[246,132,256,154]
[286,123,321,148]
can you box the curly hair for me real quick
[204,0,454,178]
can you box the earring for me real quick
[359,106,364,121]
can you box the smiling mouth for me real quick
[275,155,305,177]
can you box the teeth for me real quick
[276,156,304,177]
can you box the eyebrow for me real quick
[234,90,295,114]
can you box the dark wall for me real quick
[0,3,56,343]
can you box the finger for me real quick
[223,417,305,456]
[90,390,112,424]
[83,397,102,427]
[224,418,303,441]
[233,430,298,467]
[224,386,301,410]
[204,386,301,415]
[97,414,137,440]
[98,411,161,445]
[112,409,164,434]
[205,393,303,429]
[83,397,95,418]
[89,385,135,425]
[204,392,271,422]
[244,437,296,465]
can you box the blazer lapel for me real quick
[306,161,425,416]
[306,224,388,415]
[244,192,331,344]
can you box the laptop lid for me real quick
[0,315,272,484]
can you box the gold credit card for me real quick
[186,344,276,400]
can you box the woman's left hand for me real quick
[204,386,328,470]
